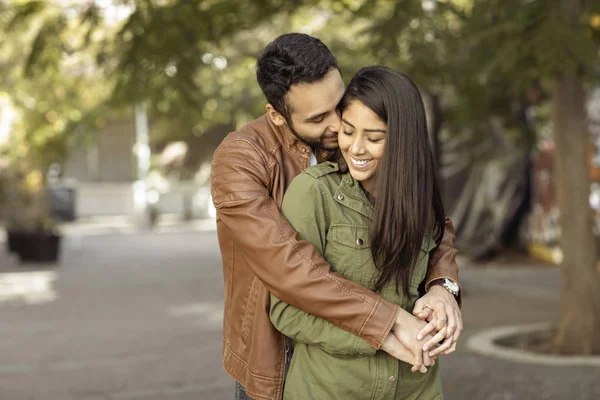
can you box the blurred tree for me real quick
[464,0,600,356]
[0,0,112,230]
[0,0,323,156]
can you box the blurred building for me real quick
[60,117,211,219]
[61,117,137,217]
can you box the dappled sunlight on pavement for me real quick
[0,271,58,305]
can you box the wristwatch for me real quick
[429,278,460,298]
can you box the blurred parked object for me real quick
[48,185,77,223]
[440,125,532,261]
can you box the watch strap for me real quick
[429,278,459,297]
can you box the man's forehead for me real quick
[287,72,345,117]
[287,91,333,115]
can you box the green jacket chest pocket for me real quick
[327,224,374,286]
[406,239,439,306]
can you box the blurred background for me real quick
[0,0,599,399]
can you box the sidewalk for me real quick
[0,230,598,399]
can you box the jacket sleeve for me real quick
[269,174,376,356]
[425,218,462,305]
[270,294,376,356]
[211,138,398,349]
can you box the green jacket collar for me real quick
[334,173,374,221]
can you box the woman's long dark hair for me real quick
[339,66,446,294]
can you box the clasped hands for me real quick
[381,286,463,373]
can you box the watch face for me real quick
[445,279,459,293]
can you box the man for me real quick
[211,33,462,400]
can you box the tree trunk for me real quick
[552,73,600,354]
[428,92,444,198]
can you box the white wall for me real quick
[72,182,210,218]
[75,183,135,217]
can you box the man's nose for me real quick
[328,111,342,133]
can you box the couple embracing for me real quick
[211,33,462,400]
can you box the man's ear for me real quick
[266,104,287,127]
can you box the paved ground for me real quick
[1,224,599,400]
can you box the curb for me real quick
[466,323,600,366]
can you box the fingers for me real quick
[429,307,463,357]
[428,309,454,357]
[413,301,433,321]
[411,290,464,359]
[417,308,433,321]
[417,318,437,340]
[422,348,434,368]
[434,307,447,332]
[411,363,428,374]
[422,326,446,352]
[442,304,457,340]
[411,343,424,373]
[454,308,463,343]
[435,305,462,356]
[428,335,453,357]
[443,342,457,355]
[412,350,432,373]
[444,309,463,355]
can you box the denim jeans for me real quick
[234,382,254,400]
[234,338,293,399]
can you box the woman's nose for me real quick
[350,138,366,155]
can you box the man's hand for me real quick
[381,331,430,374]
[412,285,463,357]
[391,308,436,373]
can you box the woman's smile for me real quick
[349,156,374,169]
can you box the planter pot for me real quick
[6,230,26,254]
[14,231,61,263]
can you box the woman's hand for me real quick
[412,286,463,357]
[390,308,436,373]
[381,330,433,373]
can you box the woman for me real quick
[269,66,446,399]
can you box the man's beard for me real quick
[288,123,338,151]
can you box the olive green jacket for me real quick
[270,162,443,400]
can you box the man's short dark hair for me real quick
[256,33,339,120]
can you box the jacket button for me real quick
[389,376,397,383]
[356,238,363,246]
[337,194,344,201]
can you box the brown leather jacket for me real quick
[211,115,460,400]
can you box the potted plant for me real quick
[2,158,62,263]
